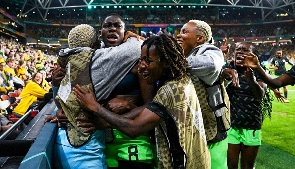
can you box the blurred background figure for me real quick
[269,49,293,103]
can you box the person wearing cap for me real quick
[0,59,13,94]
[5,58,24,89]
[16,60,29,81]
[24,55,31,62]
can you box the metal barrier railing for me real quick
[0,100,56,168]
[0,110,31,140]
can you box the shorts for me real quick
[227,127,261,146]
[208,138,228,169]
[54,128,107,169]
[105,129,155,167]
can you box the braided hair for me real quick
[141,34,187,81]
[252,46,274,121]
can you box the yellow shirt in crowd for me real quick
[16,67,27,79]
[13,80,48,116]
[41,79,51,92]
[4,67,16,77]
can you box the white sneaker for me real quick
[283,98,290,103]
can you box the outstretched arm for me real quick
[123,31,145,42]
[240,53,293,88]
[244,67,266,100]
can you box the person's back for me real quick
[0,61,13,94]
[55,24,99,147]
[154,75,210,169]
[53,24,108,169]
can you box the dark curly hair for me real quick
[141,34,187,81]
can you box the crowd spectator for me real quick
[0,114,13,134]
[0,36,56,123]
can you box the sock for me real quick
[284,91,288,98]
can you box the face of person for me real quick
[26,61,31,66]
[138,45,166,85]
[177,22,200,56]
[33,73,43,85]
[15,53,20,60]
[276,51,282,57]
[39,70,46,78]
[7,61,15,68]
[101,15,125,48]
[234,42,252,66]
[0,63,5,71]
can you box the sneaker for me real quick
[283,98,290,103]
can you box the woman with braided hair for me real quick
[224,42,273,169]
[73,34,210,169]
